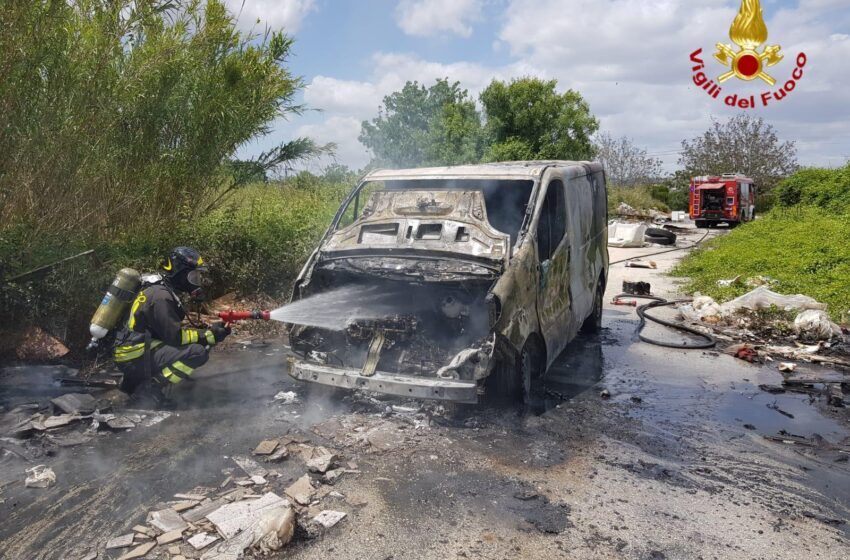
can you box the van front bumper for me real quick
[287,358,479,404]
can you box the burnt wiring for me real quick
[614,293,717,349]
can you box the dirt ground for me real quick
[1,227,849,560]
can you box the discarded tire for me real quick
[645,227,675,241]
[645,234,675,245]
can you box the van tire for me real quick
[581,276,605,334]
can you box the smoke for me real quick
[269,284,437,331]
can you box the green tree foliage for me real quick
[359,79,483,167]
[678,114,798,201]
[0,0,326,250]
[480,78,599,162]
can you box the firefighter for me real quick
[113,247,230,404]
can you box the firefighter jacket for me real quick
[113,283,216,364]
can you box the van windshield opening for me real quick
[337,179,534,246]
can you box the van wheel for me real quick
[581,276,605,334]
[485,354,521,404]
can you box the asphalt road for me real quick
[1,228,849,560]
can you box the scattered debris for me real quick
[117,541,155,560]
[232,455,268,478]
[106,416,136,430]
[608,222,646,248]
[206,491,290,539]
[252,505,296,554]
[188,532,219,550]
[105,533,135,549]
[313,510,347,528]
[716,275,742,288]
[827,384,845,407]
[253,440,279,456]
[148,508,188,533]
[767,402,795,419]
[50,393,97,415]
[284,474,315,505]
[273,391,299,405]
[625,260,657,269]
[600,389,611,399]
[794,309,842,341]
[778,362,797,373]
[156,529,184,545]
[24,465,56,488]
[731,344,758,363]
[32,413,82,431]
[306,451,336,474]
[622,280,651,296]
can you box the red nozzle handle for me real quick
[217,310,271,323]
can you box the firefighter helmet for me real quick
[161,247,208,297]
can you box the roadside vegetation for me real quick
[673,163,850,320]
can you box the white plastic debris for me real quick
[252,505,296,553]
[778,362,797,373]
[678,295,724,323]
[723,286,826,313]
[206,492,289,539]
[607,222,647,248]
[273,391,299,405]
[716,275,741,287]
[313,510,347,529]
[793,309,842,340]
[25,465,56,488]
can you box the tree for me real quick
[678,114,798,196]
[479,78,598,161]
[595,133,663,187]
[359,79,483,168]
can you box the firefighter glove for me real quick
[210,322,231,344]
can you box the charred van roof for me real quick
[365,160,603,182]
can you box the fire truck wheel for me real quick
[695,220,707,228]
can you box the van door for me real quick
[534,177,570,361]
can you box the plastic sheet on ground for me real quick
[794,310,842,340]
[679,287,830,324]
[607,222,646,248]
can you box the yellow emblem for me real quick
[714,0,782,85]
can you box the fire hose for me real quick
[613,294,716,349]
[217,310,271,327]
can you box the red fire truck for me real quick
[689,174,755,228]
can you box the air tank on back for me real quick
[87,268,141,351]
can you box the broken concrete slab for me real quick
[182,499,227,523]
[306,452,336,474]
[168,545,181,554]
[117,541,155,560]
[205,491,290,539]
[188,532,219,550]
[148,507,188,533]
[170,500,200,512]
[156,528,184,545]
[253,440,279,455]
[266,446,289,463]
[285,474,315,505]
[313,510,347,528]
[31,414,81,431]
[232,455,268,478]
[132,525,156,537]
[250,475,267,485]
[174,493,207,501]
[105,533,135,549]
[50,393,97,415]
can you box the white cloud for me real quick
[224,0,315,34]
[295,115,370,170]
[395,0,483,37]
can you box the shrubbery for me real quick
[773,163,850,212]
[608,185,670,214]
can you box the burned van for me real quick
[287,161,608,403]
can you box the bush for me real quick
[773,164,850,213]
[608,185,670,214]
[672,208,850,320]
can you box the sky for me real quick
[225,0,850,173]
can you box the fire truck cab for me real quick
[689,173,755,228]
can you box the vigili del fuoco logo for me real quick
[689,0,807,109]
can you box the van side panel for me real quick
[565,173,595,330]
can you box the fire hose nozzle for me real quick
[217,310,271,324]
[612,298,637,307]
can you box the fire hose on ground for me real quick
[613,293,716,349]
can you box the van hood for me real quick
[319,190,511,273]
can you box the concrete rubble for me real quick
[24,464,56,488]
